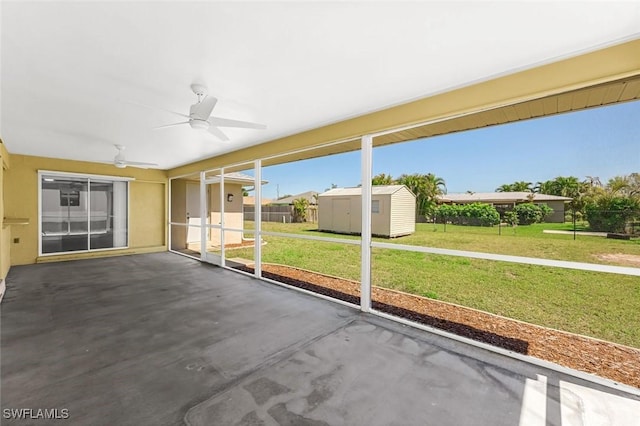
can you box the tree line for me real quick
[496,174,640,232]
[373,172,640,232]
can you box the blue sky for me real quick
[258,101,639,199]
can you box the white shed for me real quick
[318,185,416,237]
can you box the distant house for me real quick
[437,192,572,223]
[318,185,415,237]
[243,191,318,223]
[242,196,273,206]
[171,172,263,253]
[270,191,319,206]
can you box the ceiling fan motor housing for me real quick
[189,118,210,130]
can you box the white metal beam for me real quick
[360,135,373,312]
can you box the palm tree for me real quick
[628,173,640,198]
[547,176,582,198]
[497,181,532,192]
[606,175,631,195]
[292,197,309,223]
[372,173,394,185]
[396,173,446,219]
[534,180,553,194]
[496,183,514,192]
[545,176,583,213]
[511,181,533,192]
[425,173,447,196]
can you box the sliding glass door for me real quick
[40,173,129,255]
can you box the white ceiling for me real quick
[1,1,639,170]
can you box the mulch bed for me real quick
[234,263,640,389]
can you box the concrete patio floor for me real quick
[1,253,639,425]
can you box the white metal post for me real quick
[254,160,262,278]
[220,168,225,267]
[167,178,172,252]
[360,134,373,312]
[199,171,207,262]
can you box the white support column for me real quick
[220,168,225,267]
[360,134,373,312]
[87,179,92,251]
[199,171,207,262]
[254,160,262,278]
[167,178,172,252]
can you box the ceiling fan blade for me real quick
[125,100,189,119]
[193,95,218,119]
[209,116,267,130]
[207,126,229,141]
[154,121,190,129]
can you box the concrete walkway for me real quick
[1,253,638,425]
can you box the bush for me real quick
[584,196,640,233]
[504,211,518,226]
[512,203,552,225]
[435,204,460,223]
[435,203,500,226]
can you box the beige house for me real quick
[318,185,416,237]
[270,191,319,206]
[438,192,572,223]
[171,172,256,252]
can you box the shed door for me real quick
[332,198,351,233]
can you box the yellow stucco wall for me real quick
[1,141,11,280]
[129,180,167,248]
[4,154,167,266]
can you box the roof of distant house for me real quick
[271,191,319,205]
[243,196,273,206]
[319,185,413,197]
[438,192,572,203]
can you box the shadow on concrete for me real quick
[233,265,528,354]
[234,265,361,305]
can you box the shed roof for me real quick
[438,192,572,203]
[319,185,411,197]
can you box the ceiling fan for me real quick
[153,83,266,141]
[105,145,158,169]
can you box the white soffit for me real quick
[1,1,639,169]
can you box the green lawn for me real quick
[247,221,640,264]
[234,221,640,348]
